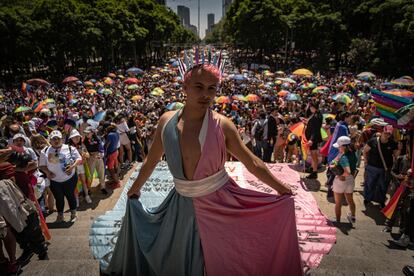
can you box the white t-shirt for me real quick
[39,144,81,182]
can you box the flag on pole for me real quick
[381,184,406,219]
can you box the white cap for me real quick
[333,136,351,148]
[370,118,388,127]
[49,130,63,139]
[13,133,27,141]
[69,129,81,139]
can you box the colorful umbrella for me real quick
[332,93,352,104]
[166,102,184,110]
[26,78,49,86]
[101,88,113,95]
[357,72,375,80]
[286,93,301,101]
[216,96,231,104]
[108,73,116,78]
[281,83,291,89]
[391,78,414,87]
[232,74,247,81]
[384,89,414,98]
[293,68,313,76]
[127,84,139,90]
[232,94,246,101]
[244,94,260,102]
[152,74,160,79]
[33,102,45,113]
[300,83,316,90]
[103,77,113,85]
[126,67,144,75]
[323,114,336,121]
[124,78,140,85]
[15,106,31,113]
[276,77,296,84]
[86,89,97,95]
[275,71,285,75]
[131,95,143,101]
[151,87,164,96]
[84,81,94,87]
[62,76,79,84]
[357,92,369,101]
[263,70,274,77]
[42,99,56,109]
[395,103,414,125]
[277,90,290,97]
[312,86,330,94]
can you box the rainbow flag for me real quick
[381,184,406,219]
[301,130,309,162]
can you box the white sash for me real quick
[174,168,229,197]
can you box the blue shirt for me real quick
[106,132,119,155]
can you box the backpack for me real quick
[254,121,265,140]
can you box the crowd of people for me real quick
[0,54,413,275]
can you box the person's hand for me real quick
[65,164,75,175]
[46,171,56,179]
[127,188,141,199]
[277,182,293,195]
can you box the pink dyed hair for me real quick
[183,64,221,84]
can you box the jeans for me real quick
[50,174,78,213]
[254,140,268,161]
[263,142,274,163]
[15,212,48,256]
[363,165,389,204]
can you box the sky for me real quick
[165,0,222,38]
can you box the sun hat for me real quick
[333,136,351,148]
[49,130,63,139]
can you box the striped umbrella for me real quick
[166,102,184,110]
[332,93,352,104]
[312,86,330,94]
[244,94,261,102]
[384,89,414,98]
[215,96,231,104]
[15,106,31,113]
[300,83,317,90]
[391,78,414,87]
[357,72,375,80]
[232,94,246,101]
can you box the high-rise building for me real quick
[189,25,198,36]
[177,5,190,27]
[205,13,215,36]
[222,0,233,17]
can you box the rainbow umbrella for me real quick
[232,94,246,101]
[215,96,231,104]
[127,84,139,90]
[277,90,290,97]
[312,86,330,94]
[286,93,301,101]
[395,103,414,125]
[131,95,143,101]
[151,87,164,96]
[101,88,113,95]
[124,78,140,85]
[62,76,79,84]
[385,89,414,98]
[300,83,316,90]
[84,81,94,87]
[332,93,352,104]
[276,77,296,84]
[166,102,184,110]
[357,72,375,81]
[42,99,56,109]
[293,68,313,76]
[244,94,261,102]
[27,78,49,86]
[33,102,45,113]
[103,77,113,85]
[391,77,414,87]
[15,106,31,113]
[86,89,97,95]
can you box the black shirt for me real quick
[367,137,397,169]
[84,135,101,153]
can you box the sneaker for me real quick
[347,213,356,224]
[306,172,318,179]
[55,213,64,223]
[38,252,49,260]
[6,261,19,275]
[395,234,411,247]
[70,211,77,223]
[382,226,392,233]
[85,195,92,204]
[101,188,108,195]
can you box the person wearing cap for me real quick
[68,129,92,204]
[83,126,107,194]
[363,124,401,208]
[38,130,82,223]
[330,136,357,223]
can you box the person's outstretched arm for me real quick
[220,115,292,195]
[127,112,173,198]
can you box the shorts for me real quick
[333,175,355,194]
[76,164,85,174]
[119,133,130,146]
[107,151,119,170]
